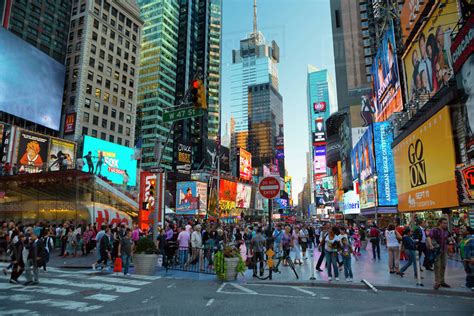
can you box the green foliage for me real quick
[236,256,246,274]
[135,237,157,254]
[215,247,246,281]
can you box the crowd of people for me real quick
[0,217,473,290]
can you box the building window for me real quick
[92,129,97,137]
[73,68,79,79]
[110,122,115,131]
[93,115,99,125]
[121,87,126,97]
[99,49,105,59]
[85,98,91,108]
[71,82,77,92]
[92,32,98,41]
[94,101,100,112]
[129,79,134,88]
[103,92,110,102]
[122,75,127,84]
[87,70,94,81]
[120,100,125,108]
[119,112,124,121]
[107,54,113,63]
[83,112,90,122]
[125,140,130,147]
[74,55,80,64]
[111,109,117,118]
[128,90,133,100]
[105,80,111,89]
[113,83,118,93]
[94,19,99,29]
[126,115,131,124]
[106,67,112,76]
[96,75,103,85]
[95,88,101,98]
[110,30,115,40]
[98,62,104,72]
[117,137,122,145]
[86,85,92,94]
[118,125,123,134]
[101,132,106,140]
[127,103,132,112]
[101,37,106,46]
[103,105,109,115]
[76,41,81,51]
[101,119,107,128]
[112,96,118,106]
[91,44,97,54]
[109,135,114,143]
[125,127,130,136]
[82,127,88,136]
[114,71,120,80]
[89,57,95,67]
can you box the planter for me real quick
[224,257,240,281]
[133,253,158,275]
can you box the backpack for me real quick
[370,228,379,238]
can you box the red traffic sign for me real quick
[259,176,281,199]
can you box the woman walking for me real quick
[293,227,303,265]
[325,227,341,281]
[299,226,309,259]
[398,228,418,278]
[281,226,293,266]
[385,224,402,274]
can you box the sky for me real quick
[221,0,336,202]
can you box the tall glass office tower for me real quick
[136,0,179,169]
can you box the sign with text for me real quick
[63,113,76,135]
[259,176,281,199]
[163,107,204,123]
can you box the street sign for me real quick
[259,176,281,199]
[163,107,204,123]
[150,167,164,173]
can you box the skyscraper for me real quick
[230,1,280,152]
[173,0,222,170]
[1,0,72,63]
[62,0,142,148]
[136,0,179,169]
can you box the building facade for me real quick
[136,0,179,169]
[62,0,142,149]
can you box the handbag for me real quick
[113,257,123,272]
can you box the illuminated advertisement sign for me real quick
[352,127,368,148]
[393,107,458,211]
[63,113,76,135]
[313,101,327,113]
[284,176,292,196]
[48,138,76,171]
[371,21,403,121]
[196,182,208,215]
[400,0,431,45]
[451,13,474,73]
[403,0,458,109]
[360,178,376,209]
[82,136,137,186]
[219,179,237,202]
[176,142,192,175]
[236,183,252,209]
[313,146,326,174]
[0,28,65,130]
[313,117,326,145]
[17,130,50,173]
[373,122,398,206]
[343,190,360,215]
[351,126,375,182]
[176,182,199,215]
[238,148,252,180]
[0,123,12,164]
[139,171,156,230]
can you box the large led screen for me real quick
[0,28,65,130]
[351,126,375,183]
[236,183,252,209]
[82,136,137,186]
[313,146,326,174]
[176,181,207,215]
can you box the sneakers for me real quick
[335,277,340,281]
[92,263,96,270]
[328,277,332,282]
[9,279,18,284]
[348,278,352,282]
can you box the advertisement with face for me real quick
[403,0,458,109]
[239,148,252,180]
[48,138,76,171]
[371,21,403,121]
[393,107,458,211]
[351,126,375,182]
[0,28,65,130]
[373,122,398,206]
[313,146,326,174]
[176,182,200,215]
[236,183,252,209]
[455,54,474,157]
[400,0,431,45]
[82,136,137,186]
[360,178,376,209]
[17,130,50,173]
[196,182,208,215]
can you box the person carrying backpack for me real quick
[369,224,381,260]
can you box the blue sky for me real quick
[221,0,336,202]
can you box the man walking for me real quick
[316,224,329,272]
[24,233,46,286]
[413,219,431,271]
[251,227,266,277]
[429,218,450,290]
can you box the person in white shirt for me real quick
[385,224,402,274]
[325,227,341,281]
[186,225,203,270]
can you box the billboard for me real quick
[313,101,327,113]
[0,28,65,130]
[351,126,375,182]
[139,171,156,230]
[343,190,360,215]
[371,21,403,121]
[176,182,200,215]
[393,107,458,211]
[450,12,474,73]
[219,179,237,216]
[196,182,208,215]
[63,113,76,135]
[313,146,326,174]
[284,176,292,196]
[312,117,326,145]
[238,148,252,180]
[373,122,398,206]
[236,183,252,209]
[352,127,368,148]
[17,130,50,173]
[403,0,458,109]
[176,142,192,175]
[360,178,376,209]
[400,0,431,44]
[82,136,137,186]
[48,138,76,171]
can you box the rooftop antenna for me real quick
[253,0,258,35]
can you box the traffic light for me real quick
[190,79,207,110]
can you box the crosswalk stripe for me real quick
[85,294,119,302]
[26,299,102,312]
[0,309,37,316]
[57,274,151,286]
[0,282,78,296]
[38,277,140,293]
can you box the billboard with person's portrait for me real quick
[17,130,50,173]
[176,182,199,215]
[236,183,252,209]
[48,138,76,171]
[351,126,375,183]
[403,0,458,109]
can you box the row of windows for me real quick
[91,31,137,67]
[82,111,131,136]
[81,126,130,147]
[92,0,139,42]
[84,97,132,123]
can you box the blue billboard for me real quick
[351,126,375,182]
[176,181,199,215]
[0,28,65,130]
[82,136,137,186]
[373,122,398,206]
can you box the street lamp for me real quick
[373,173,378,226]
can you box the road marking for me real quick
[58,274,151,286]
[206,298,215,307]
[167,283,176,288]
[216,283,226,293]
[292,287,316,297]
[26,299,102,312]
[228,283,258,295]
[0,309,37,316]
[14,285,78,296]
[321,296,331,300]
[361,279,378,293]
[38,277,140,293]
[85,294,119,302]
[0,294,34,302]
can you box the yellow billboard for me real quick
[393,107,458,211]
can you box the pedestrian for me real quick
[272,224,284,257]
[325,226,341,281]
[187,224,203,270]
[460,227,474,290]
[398,228,418,278]
[92,225,107,270]
[95,151,104,175]
[316,224,329,272]
[341,237,353,282]
[293,227,302,265]
[42,229,54,272]
[428,218,451,289]
[353,228,361,256]
[132,223,142,245]
[122,170,129,191]
[243,227,252,255]
[250,227,266,277]
[281,226,293,266]
[8,233,25,284]
[385,224,402,274]
[83,225,93,255]
[84,151,94,174]
[413,220,429,271]
[177,225,191,267]
[94,227,112,271]
[369,224,381,260]
[24,233,46,286]
[299,226,309,259]
[118,228,133,276]
[360,225,368,250]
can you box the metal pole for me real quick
[268,199,272,229]
[217,149,220,222]
[153,172,161,242]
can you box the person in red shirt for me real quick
[396,225,408,261]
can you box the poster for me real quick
[313,146,326,174]
[139,171,156,230]
[360,178,376,209]
[351,126,375,182]
[176,142,191,175]
[176,182,199,215]
[236,183,251,209]
[48,137,76,171]
[196,181,208,215]
[238,148,252,180]
[17,130,50,173]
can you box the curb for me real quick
[245,280,474,298]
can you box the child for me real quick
[353,230,361,256]
[341,237,354,282]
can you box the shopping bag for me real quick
[113,257,123,272]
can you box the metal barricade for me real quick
[162,243,222,275]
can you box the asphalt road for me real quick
[0,267,473,316]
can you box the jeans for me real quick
[25,259,39,283]
[371,238,380,259]
[179,249,188,267]
[252,252,264,276]
[122,254,131,275]
[342,256,353,279]
[400,249,417,277]
[324,250,338,278]
[387,246,400,272]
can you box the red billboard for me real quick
[63,113,76,135]
[139,171,157,230]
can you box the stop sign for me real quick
[259,176,281,199]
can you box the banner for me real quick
[238,148,252,180]
[196,181,208,215]
[176,182,200,215]
[343,190,360,215]
[63,113,76,135]
[48,138,76,171]
[393,107,458,211]
[403,0,458,109]
[360,178,376,209]
[371,21,403,121]
[17,130,50,173]
[236,183,251,209]
[176,142,191,175]
[139,171,156,230]
[351,126,375,182]
[313,146,326,174]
